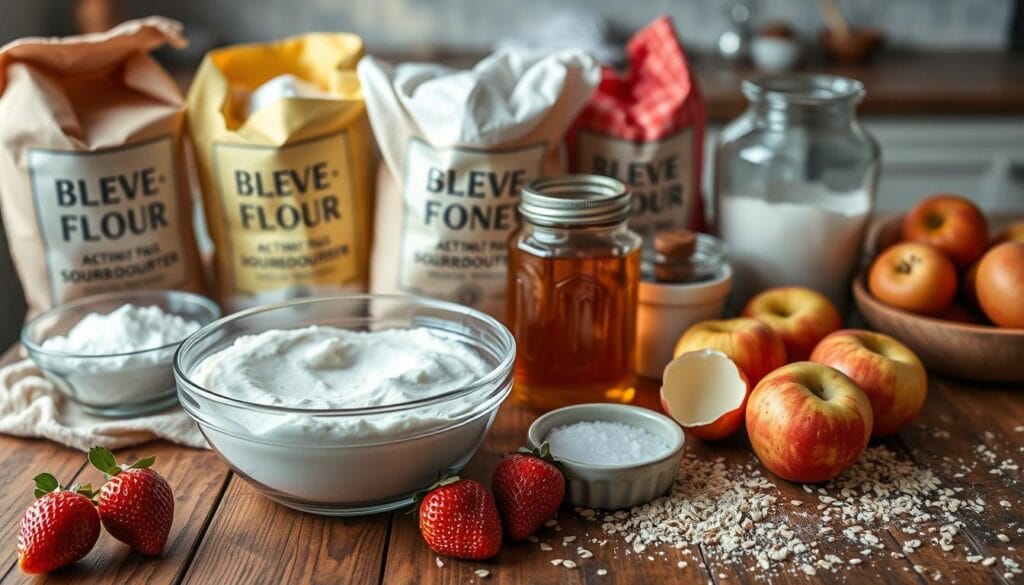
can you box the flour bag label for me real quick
[574,127,695,237]
[27,137,189,299]
[397,139,545,307]
[211,131,363,297]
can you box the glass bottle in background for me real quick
[508,175,642,411]
[714,74,879,311]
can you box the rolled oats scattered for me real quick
[562,560,577,569]
[474,569,490,578]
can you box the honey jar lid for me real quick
[520,175,631,227]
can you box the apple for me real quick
[901,193,988,268]
[868,242,957,315]
[745,362,873,483]
[976,241,1024,328]
[673,318,787,385]
[810,329,927,437]
[741,287,842,361]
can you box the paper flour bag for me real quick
[187,33,374,310]
[358,49,600,318]
[569,16,707,237]
[0,18,204,315]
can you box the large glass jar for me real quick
[508,175,642,411]
[714,74,879,311]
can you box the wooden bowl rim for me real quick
[852,271,1024,337]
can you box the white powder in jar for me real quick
[544,420,671,465]
[717,185,871,309]
[42,304,201,356]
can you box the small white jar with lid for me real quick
[637,231,732,379]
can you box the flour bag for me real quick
[187,33,374,310]
[569,16,707,237]
[0,18,204,315]
[358,49,600,318]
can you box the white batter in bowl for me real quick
[173,294,515,516]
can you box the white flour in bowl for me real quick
[717,186,871,309]
[43,304,200,358]
[34,303,202,411]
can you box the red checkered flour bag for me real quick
[569,16,707,237]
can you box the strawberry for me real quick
[491,444,565,540]
[17,473,100,574]
[417,477,502,560]
[88,446,174,557]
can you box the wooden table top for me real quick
[0,344,1021,584]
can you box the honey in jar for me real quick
[508,175,642,411]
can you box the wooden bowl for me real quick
[819,28,884,64]
[853,213,1024,383]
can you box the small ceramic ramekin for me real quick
[527,403,685,510]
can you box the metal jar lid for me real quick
[519,175,631,227]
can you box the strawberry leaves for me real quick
[32,474,59,499]
[33,473,94,500]
[88,446,156,479]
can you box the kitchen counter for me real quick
[359,50,1024,121]
[0,344,1020,584]
[697,51,1024,121]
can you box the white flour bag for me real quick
[358,49,599,318]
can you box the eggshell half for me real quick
[660,349,751,440]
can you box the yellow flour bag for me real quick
[0,18,205,315]
[187,33,374,310]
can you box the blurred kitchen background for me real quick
[1,0,1022,345]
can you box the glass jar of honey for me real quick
[508,175,642,411]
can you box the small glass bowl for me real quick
[22,290,222,417]
[173,294,515,517]
[643,232,728,283]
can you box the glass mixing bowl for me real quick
[22,289,221,417]
[173,295,515,516]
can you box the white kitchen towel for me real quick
[0,359,207,451]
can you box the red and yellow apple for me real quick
[741,287,843,361]
[673,318,787,385]
[810,329,927,437]
[868,242,957,315]
[901,193,988,267]
[745,362,873,483]
[976,241,1024,328]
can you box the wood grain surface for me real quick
[0,346,1020,584]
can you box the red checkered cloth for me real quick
[569,16,707,230]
